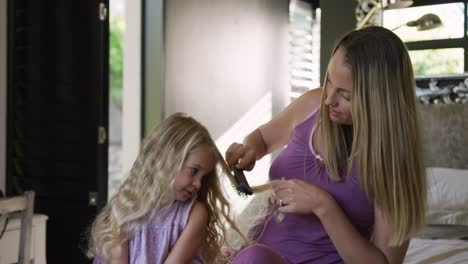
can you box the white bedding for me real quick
[404,238,468,264]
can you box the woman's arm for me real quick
[108,241,129,264]
[274,180,408,264]
[164,201,208,264]
[319,200,408,263]
[226,88,322,169]
[371,205,409,264]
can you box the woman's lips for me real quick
[330,108,340,116]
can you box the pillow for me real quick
[426,167,468,226]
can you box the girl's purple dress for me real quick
[232,109,374,264]
[93,199,205,264]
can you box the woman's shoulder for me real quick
[289,88,322,127]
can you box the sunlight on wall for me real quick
[215,92,272,216]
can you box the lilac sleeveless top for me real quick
[93,199,205,264]
[254,109,374,264]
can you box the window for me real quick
[383,1,468,76]
[289,0,321,100]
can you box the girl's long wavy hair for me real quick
[87,112,246,263]
[318,26,426,246]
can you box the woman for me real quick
[226,26,426,264]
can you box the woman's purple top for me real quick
[252,109,374,264]
[93,199,205,264]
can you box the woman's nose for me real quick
[325,92,337,106]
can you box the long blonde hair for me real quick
[319,26,426,246]
[87,113,246,263]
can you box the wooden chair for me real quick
[0,191,35,264]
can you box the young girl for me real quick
[87,112,246,264]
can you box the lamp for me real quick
[391,13,443,31]
[356,0,413,29]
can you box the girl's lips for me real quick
[185,189,198,197]
[184,189,193,197]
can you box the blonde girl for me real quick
[88,112,246,263]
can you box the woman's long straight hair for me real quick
[319,26,426,246]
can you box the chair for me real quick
[0,191,35,264]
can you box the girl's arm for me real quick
[274,180,408,264]
[109,241,129,264]
[164,201,208,264]
[226,88,322,169]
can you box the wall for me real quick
[163,0,289,139]
[320,0,355,81]
[0,0,6,192]
[122,0,143,173]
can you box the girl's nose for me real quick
[193,177,201,190]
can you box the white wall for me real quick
[122,0,142,173]
[164,0,289,139]
[0,0,7,192]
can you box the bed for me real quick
[404,103,468,264]
[405,237,468,263]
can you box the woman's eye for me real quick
[340,92,350,101]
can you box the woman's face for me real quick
[324,47,353,125]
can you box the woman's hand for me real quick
[272,179,336,218]
[225,142,258,171]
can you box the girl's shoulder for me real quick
[186,201,208,228]
[148,200,198,228]
[168,200,207,228]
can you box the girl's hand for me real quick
[272,179,336,218]
[225,142,257,171]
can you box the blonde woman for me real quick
[88,113,245,264]
[226,26,426,264]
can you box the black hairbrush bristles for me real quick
[231,166,253,196]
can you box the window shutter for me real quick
[289,0,321,100]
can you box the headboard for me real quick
[416,73,468,169]
[418,104,468,169]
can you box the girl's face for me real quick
[324,47,353,125]
[173,144,216,201]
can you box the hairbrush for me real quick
[231,166,253,196]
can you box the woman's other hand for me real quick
[225,142,257,171]
[272,179,335,218]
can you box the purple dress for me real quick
[93,199,205,264]
[232,109,374,264]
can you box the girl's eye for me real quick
[190,167,199,175]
